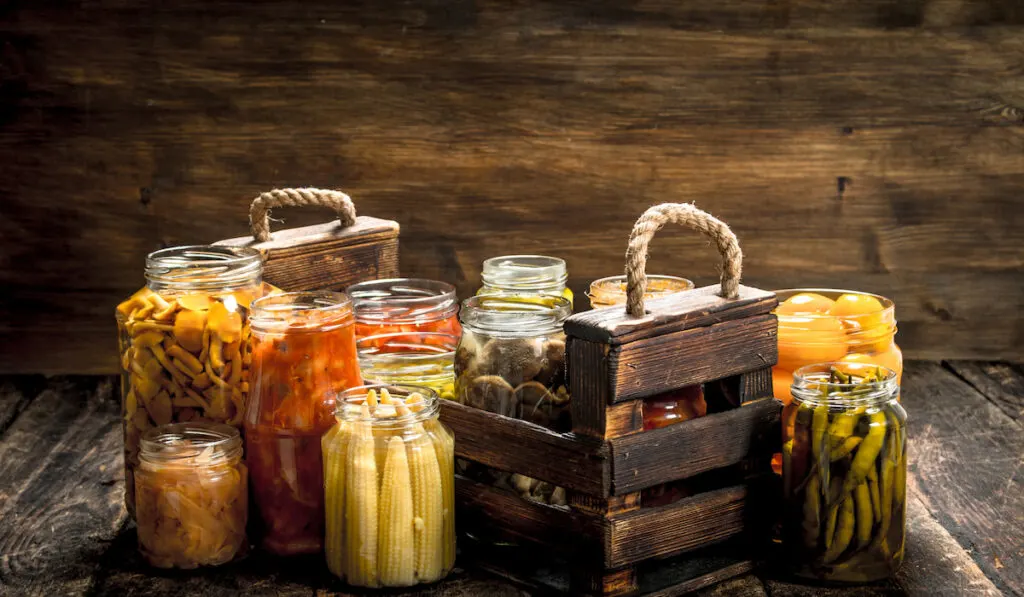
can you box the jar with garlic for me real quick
[116,246,276,518]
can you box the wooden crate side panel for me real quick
[565,284,777,345]
[608,314,779,403]
[568,338,644,439]
[609,398,781,494]
[606,485,749,569]
[455,476,598,549]
[439,400,609,496]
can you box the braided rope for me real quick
[249,188,357,242]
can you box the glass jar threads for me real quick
[455,294,572,432]
[478,255,574,305]
[586,274,694,309]
[357,332,458,400]
[772,290,902,406]
[323,384,456,588]
[782,363,906,583]
[347,278,461,341]
[135,422,248,569]
[116,245,270,518]
[244,291,363,556]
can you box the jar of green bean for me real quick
[782,362,906,583]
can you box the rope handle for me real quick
[624,203,743,317]
[248,188,357,242]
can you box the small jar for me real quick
[782,362,906,583]
[585,274,704,430]
[244,291,363,556]
[357,332,458,400]
[456,294,572,431]
[772,289,902,406]
[116,245,271,518]
[586,274,694,309]
[347,278,461,342]
[323,384,456,587]
[135,422,248,569]
[478,255,574,306]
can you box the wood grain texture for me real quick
[1,1,1023,373]
[605,314,779,403]
[439,398,609,496]
[946,361,1024,423]
[901,361,1024,596]
[610,398,781,494]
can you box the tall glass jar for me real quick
[478,255,574,306]
[244,291,363,556]
[357,332,457,400]
[346,278,461,342]
[586,274,704,430]
[782,362,906,583]
[323,384,455,588]
[135,422,248,569]
[772,289,902,406]
[116,245,269,518]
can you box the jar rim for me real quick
[791,362,899,406]
[335,383,440,424]
[250,291,353,332]
[346,278,459,324]
[481,255,568,290]
[145,245,262,291]
[140,422,242,463]
[460,293,571,337]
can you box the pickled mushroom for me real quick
[478,338,542,386]
[465,375,515,416]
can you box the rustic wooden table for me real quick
[0,361,1020,597]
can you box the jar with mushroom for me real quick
[116,246,274,518]
[244,291,363,556]
[322,385,455,587]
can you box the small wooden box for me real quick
[440,204,782,596]
[213,189,400,291]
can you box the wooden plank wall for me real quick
[0,0,1022,373]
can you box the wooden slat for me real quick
[900,361,1024,595]
[605,314,778,403]
[565,285,777,345]
[439,399,609,496]
[945,361,1024,423]
[606,485,749,568]
[568,338,645,439]
[214,216,400,292]
[610,398,781,495]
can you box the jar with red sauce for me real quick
[244,291,363,555]
[346,278,461,343]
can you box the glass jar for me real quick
[456,294,572,432]
[585,274,705,430]
[782,362,906,583]
[772,289,903,407]
[135,422,248,569]
[357,332,457,400]
[116,245,271,518]
[346,278,461,342]
[323,384,455,587]
[586,274,694,309]
[478,255,574,306]
[244,291,363,556]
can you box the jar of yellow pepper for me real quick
[478,255,574,306]
[322,384,455,588]
[116,246,276,517]
[357,332,458,400]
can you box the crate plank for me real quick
[606,485,750,568]
[569,338,644,439]
[214,216,400,292]
[439,399,609,496]
[610,398,781,494]
[604,314,778,403]
[565,285,777,345]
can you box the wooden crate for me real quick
[214,188,400,291]
[440,204,782,596]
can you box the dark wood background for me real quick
[1,0,1022,374]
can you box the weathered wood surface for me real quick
[2,1,1023,373]
[0,361,1020,596]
